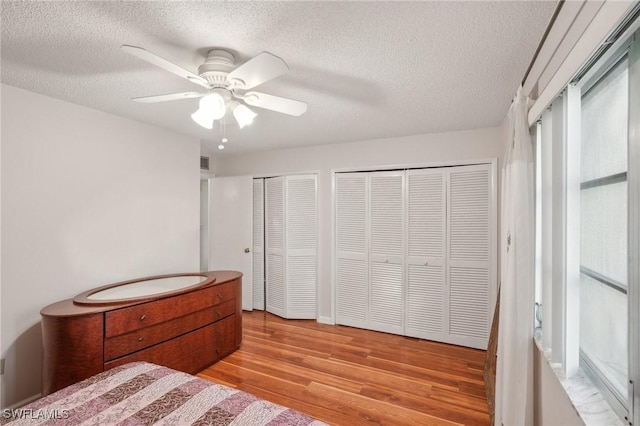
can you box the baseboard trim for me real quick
[318,316,334,325]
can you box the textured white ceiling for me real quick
[1,1,556,155]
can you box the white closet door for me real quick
[285,175,317,319]
[369,171,405,335]
[447,164,492,349]
[252,179,265,310]
[335,173,369,329]
[405,169,447,340]
[265,176,286,318]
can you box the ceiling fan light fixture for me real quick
[233,104,257,129]
[199,92,226,120]
[191,108,214,129]
[122,45,307,127]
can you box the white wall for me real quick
[0,84,201,408]
[215,126,503,321]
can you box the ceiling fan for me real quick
[121,45,307,130]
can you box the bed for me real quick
[1,362,327,425]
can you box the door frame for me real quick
[209,175,254,311]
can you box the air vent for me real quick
[200,156,210,171]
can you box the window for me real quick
[579,56,629,414]
[535,24,639,423]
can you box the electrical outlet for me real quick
[0,358,4,375]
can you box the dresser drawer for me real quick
[213,330,236,360]
[105,281,237,337]
[104,299,235,361]
[211,315,236,360]
[212,310,235,337]
[104,315,236,372]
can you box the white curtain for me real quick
[495,86,535,426]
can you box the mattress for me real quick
[1,362,327,425]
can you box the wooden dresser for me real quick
[40,270,242,395]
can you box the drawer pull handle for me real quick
[215,348,220,354]
[140,315,146,321]
[216,310,222,317]
[217,293,223,299]
[138,336,144,342]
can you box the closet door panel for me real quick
[253,179,265,310]
[370,262,403,332]
[265,176,286,318]
[447,164,491,349]
[335,173,369,328]
[405,170,446,339]
[286,175,317,319]
[407,264,445,335]
[449,266,489,340]
[266,254,285,316]
[369,171,404,334]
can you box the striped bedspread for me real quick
[1,362,327,425]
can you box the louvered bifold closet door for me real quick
[447,164,492,349]
[369,171,405,335]
[335,173,369,329]
[285,175,317,319]
[252,179,265,310]
[405,169,447,341]
[265,176,286,318]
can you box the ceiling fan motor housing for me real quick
[198,49,236,87]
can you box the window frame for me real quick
[575,40,632,422]
[535,27,640,424]
[627,28,640,426]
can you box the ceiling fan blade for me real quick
[243,92,307,116]
[131,92,206,103]
[121,45,209,89]
[228,52,289,90]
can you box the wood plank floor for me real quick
[198,311,490,426]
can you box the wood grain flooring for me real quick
[197,311,490,426]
